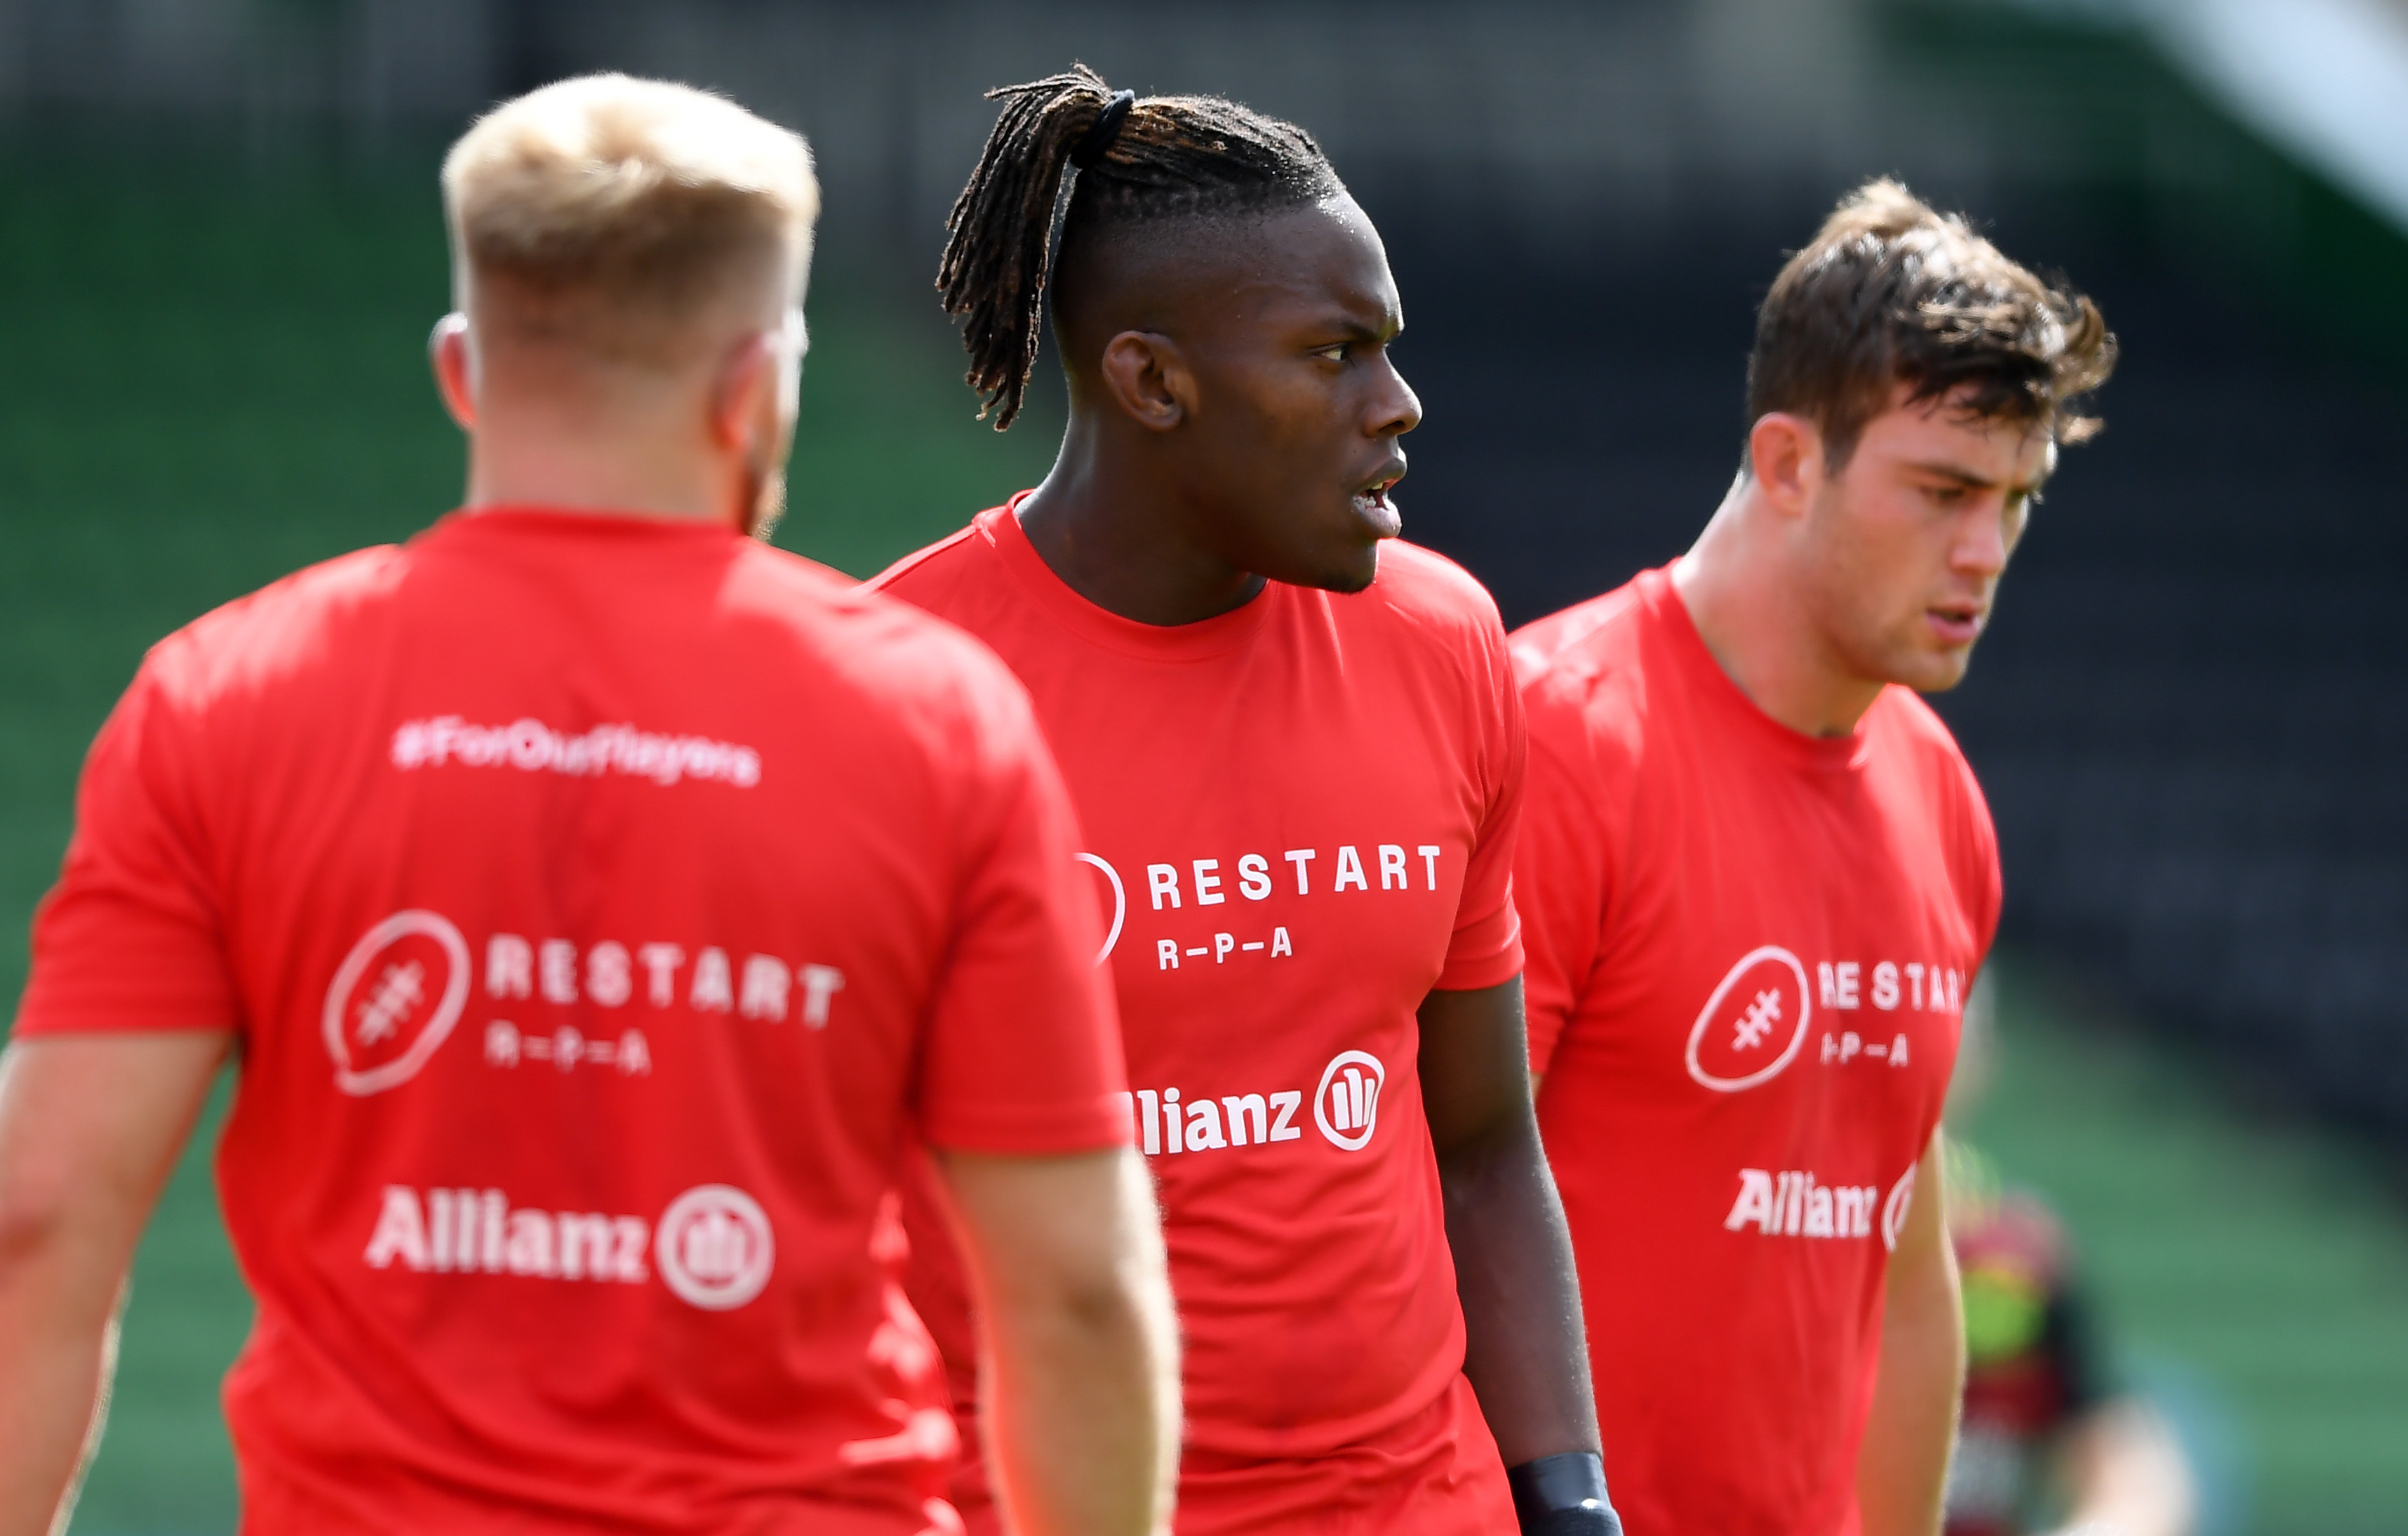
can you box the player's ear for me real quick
[709,328,783,453]
[1097,330,1192,432]
[429,314,476,431]
[1746,412,1821,519]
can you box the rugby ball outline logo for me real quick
[323,910,471,1097]
[1077,852,1126,964]
[1685,944,1812,1093]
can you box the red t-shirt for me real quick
[1511,566,2001,1536]
[14,508,1128,1535]
[872,500,1526,1535]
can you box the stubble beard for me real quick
[742,460,788,543]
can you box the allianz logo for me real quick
[363,1182,774,1310]
[1723,1165,1920,1252]
[1119,1050,1387,1156]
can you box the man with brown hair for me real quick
[1511,179,2114,1536]
[0,75,1175,1536]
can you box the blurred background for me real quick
[2,1,2403,1532]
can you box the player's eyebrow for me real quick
[1904,459,2050,497]
[1903,460,1997,488]
[1322,307,1398,342]
[1304,315,1398,354]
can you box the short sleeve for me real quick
[1515,726,1617,1076]
[1969,780,2004,959]
[15,664,239,1036]
[1434,610,1527,991]
[914,668,1130,1154]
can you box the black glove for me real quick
[1509,1452,1624,1536]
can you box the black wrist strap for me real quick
[1507,1452,1623,1536]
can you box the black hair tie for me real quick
[1069,88,1137,169]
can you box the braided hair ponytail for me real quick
[937,62,1342,429]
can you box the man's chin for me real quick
[1900,646,1976,695]
[1304,540,1384,596]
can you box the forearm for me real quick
[983,1263,1177,1536]
[1856,1270,1962,1536]
[1855,1157,1964,1536]
[947,1147,1178,1536]
[1440,1114,1599,1466]
[0,1193,131,1536]
[0,1033,228,1536]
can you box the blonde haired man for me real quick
[0,75,1175,1536]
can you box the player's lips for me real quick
[1926,602,1988,646]
[1350,459,1407,540]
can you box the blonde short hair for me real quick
[442,74,819,366]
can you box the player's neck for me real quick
[1673,481,1886,740]
[1015,425,1267,627]
[461,398,746,530]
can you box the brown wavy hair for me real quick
[1748,178,2117,468]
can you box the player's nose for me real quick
[1954,502,2013,575]
[1367,360,1422,439]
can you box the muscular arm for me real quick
[1419,977,1600,1467]
[935,1144,1178,1536]
[0,1030,231,1536]
[1857,1132,1964,1536]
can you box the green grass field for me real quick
[4,159,2404,1536]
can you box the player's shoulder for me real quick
[1506,574,1665,766]
[867,518,987,599]
[140,543,411,709]
[862,513,1041,648]
[1866,688,1988,804]
[1509,577,1654,690]
[716,540,1051,797]
[733,537,1029,712]
[1864,687,2000,902]
[1335,540,1513,697]
[1360,539,1506,638]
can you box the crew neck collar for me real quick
[978,491,1276,662]
[427,505,747,543]
[1647,563,1875,773]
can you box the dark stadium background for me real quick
[2,2,2404,1532]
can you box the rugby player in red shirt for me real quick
[0,75,1176,1536]
[874,67,1614,1536]
[1511,180,2115,1536]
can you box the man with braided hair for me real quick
[877,65,1617,1536]
[1512,181,2115,1536]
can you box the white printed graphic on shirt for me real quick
[1686,946,1813,1093]
[324,911,471,1097]
[390,715,761,789]
[1313,1050,1386,1151]
[324,913,850,1094]
[1718,1163,1919,1252]
[1688,945,1969,1094]
[1078,853,1126,964]
[363,1180,775,1310]
[1097,839,1452,972]
[1116,1048,1386,1158]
